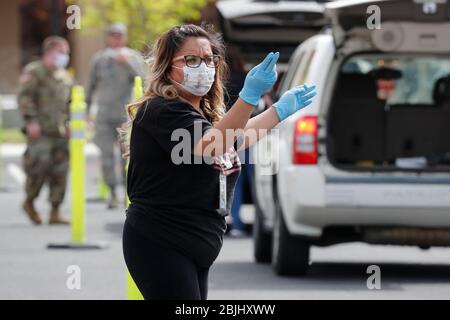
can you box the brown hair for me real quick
[42,36,69,53]
[119,24,229,159]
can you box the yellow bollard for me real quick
[70,86,87,244]
[126,77,144,300]
[127,76,143,208]
[133,76,143,104]
[48,86,106,250]
[126,269,143,300]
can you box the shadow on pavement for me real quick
[210,261,450,291]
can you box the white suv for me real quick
[252,0,450,276]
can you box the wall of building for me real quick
[71,29,104,88]
[0,0,21,94]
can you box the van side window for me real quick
[291,48,316,88]
[278,51,305,96]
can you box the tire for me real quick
[272,201,310,276]
[253,202,272,263]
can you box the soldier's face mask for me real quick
[55,53,70,69]
[170,62,216,97]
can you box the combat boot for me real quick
[49,206,70,225]
[107,193,118,210]
[22,199,43,225]
[107,189,118,210]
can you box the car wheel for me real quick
[253,202,272,263]
[272,201,310,276]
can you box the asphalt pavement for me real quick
[1,143,450,300]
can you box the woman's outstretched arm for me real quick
[194,52,279,157]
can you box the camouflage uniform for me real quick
[86,47,145,192]
[17,60,72,207]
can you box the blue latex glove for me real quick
[239,52,279,106]
[273,84,317,121]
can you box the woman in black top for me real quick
[121,24,317,300]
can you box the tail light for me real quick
[293,116,318,164]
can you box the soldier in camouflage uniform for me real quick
[17,36,72,225]
[86,23,146,209]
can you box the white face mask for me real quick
[172,62,215,97]
[55,53,69,69]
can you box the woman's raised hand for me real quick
[273,84,317,121]
[239,52,279,106]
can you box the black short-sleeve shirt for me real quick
[125,96,228,268]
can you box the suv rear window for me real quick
[328,53,450,171]
[342,54,450,105]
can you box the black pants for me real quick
[122,219,210,300]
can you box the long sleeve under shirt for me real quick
[126,97,235,268]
